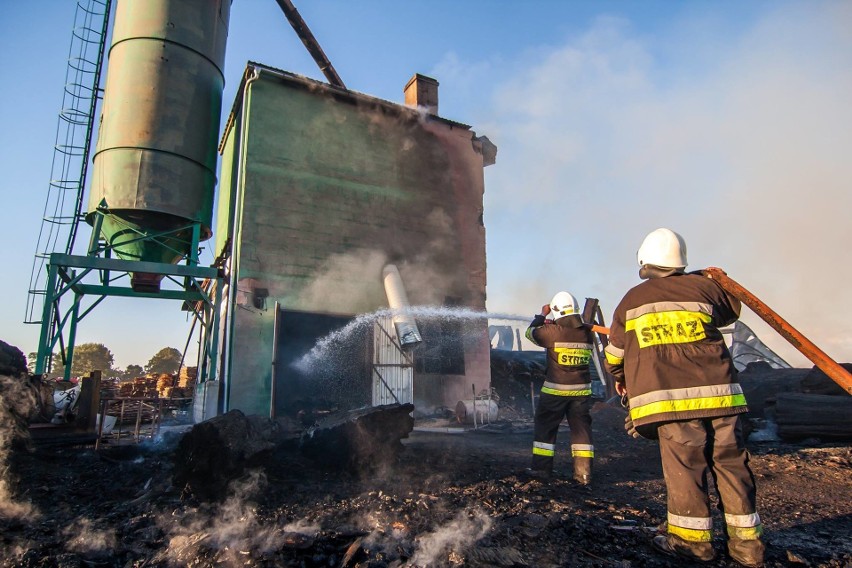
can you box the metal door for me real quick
[372,315,414,405]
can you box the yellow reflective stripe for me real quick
[668,513,713,542]
[626,310,713,347]
[543,381,592,391]
[553,346,591,366]
[727,524,764,540]
[542,386,592,397]
[533,441,554,457]
[630,394,747,420]
[525,327,539,345]
[668,525,712,542]
[571,450,594,458]
[604,350,623,365]
[630,384,744,408]
[668,513,712,530]
[605,344,624,357]
[555,342,593,349]
[725,512,763,540]
[571,444,594,458]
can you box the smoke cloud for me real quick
[156,471,305,567]
[471,3,852,365]
[295,249,389,314]
[62,517,117,554]
[410,507,492,567]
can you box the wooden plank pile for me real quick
[118,376,159,397]
[113,367,197,399]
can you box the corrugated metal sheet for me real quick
[372,315,413,405]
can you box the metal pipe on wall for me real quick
[382,264,422,349]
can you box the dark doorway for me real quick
[274,309,371,418]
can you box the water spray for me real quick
[291,305,530,374]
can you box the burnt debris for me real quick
[300,403,415,473]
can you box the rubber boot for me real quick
[728,538,765,567]
[573,457,592,485]
[652,534,716,563]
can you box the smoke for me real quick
[410,508,493,567]
[476,3,852,365]
[156,470,301,566]
[62,517,117,554]
[280,518,321,535]
[296,249,389,314]
[0,374,39,519]
[401,209,467,306]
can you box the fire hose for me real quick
[704,267,852,396]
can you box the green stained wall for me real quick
[217,66,491,416]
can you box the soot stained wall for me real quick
[217,65,491,416]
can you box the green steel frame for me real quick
[34,215,222,385]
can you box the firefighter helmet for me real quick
[550,291,579,319]
[637,228,688,269]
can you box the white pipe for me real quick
[382,264,422,348]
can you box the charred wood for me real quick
[776,392,852,441]
[299,403,414,473]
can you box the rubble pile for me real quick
[1,401,850,567]
[2,355,851,567]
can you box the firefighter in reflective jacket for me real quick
[604,228,765,568]
[525,291,595,484]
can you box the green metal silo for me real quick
[88,0,231,291]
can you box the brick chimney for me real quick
[404,73,439,115]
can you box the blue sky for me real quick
[1,1,850,369]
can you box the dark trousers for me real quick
[658,416,764,559]
[531,394,593,474]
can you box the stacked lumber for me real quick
[117,376,159,398]
[156,373,174,393]
[178,367,198,389]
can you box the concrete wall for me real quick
[216,65,492,416]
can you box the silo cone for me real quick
[382,265,422,349]
[88,0,231,291]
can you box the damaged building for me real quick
[203,63,498,419]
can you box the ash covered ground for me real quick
[1,358,851,567]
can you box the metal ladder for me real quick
[25,0,112,326]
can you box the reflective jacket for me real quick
[526,314,594,397]
[604,271,748,434]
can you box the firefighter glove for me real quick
[624,412,642,439]
[621,395,643,439]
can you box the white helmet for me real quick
[550,291,579,319]
[637,228,688,269]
